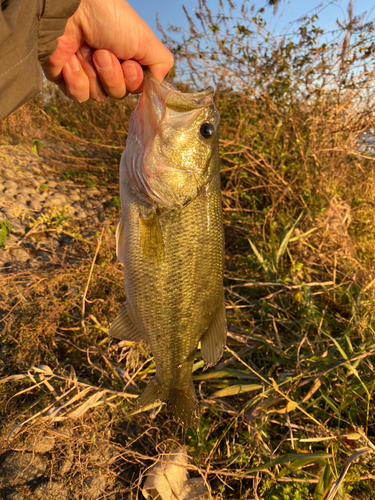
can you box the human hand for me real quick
[42,0,174,102]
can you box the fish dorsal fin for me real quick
[109,303,143,342]
[139,212,164,262]
[116,216,125,263]
[201,294,227,366]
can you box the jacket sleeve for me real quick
[0,0,81,120]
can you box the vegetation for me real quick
[1,1,375,498]
[0,222,11,247]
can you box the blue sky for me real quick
[128,0,375,39]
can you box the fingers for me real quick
[70,0,174,83]
[121,60,144,94]
[42,0,175,103]
[42,17,84,85]
[54,47,160,103]
[92,50,126,99]
[90,50,144,99]
[77,44,107,101]
[55,47,145,103]
[60,53,90,102]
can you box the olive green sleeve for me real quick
[0,0,81,121]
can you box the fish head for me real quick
[123,69,220,209]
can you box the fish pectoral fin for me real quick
[201,294,227,366]
[108,303,143,342]
[139,211,164,261]
[116,215,125,263]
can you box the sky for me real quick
[128,0,375,40]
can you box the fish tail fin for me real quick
[131,377,165,414]
[167,381,199,429]
[131,377,199,428]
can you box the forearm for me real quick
[0,0,80,120]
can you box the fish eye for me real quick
[199,123,215,139]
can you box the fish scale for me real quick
[110,69,226,427]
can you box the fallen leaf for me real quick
[270,401,298,414]
[142,447,210,500]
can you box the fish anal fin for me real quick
[201,295,227,366]
[109,303,143,342]
[116,216,125,263]
[139,212,164,261]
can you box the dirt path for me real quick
[0,144,118,269]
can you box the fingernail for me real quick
[95,50,113,70]
[123,64,138,83]
[67,57,81,72]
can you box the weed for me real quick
[262,482,310,500]
[0,221,11,247]
[109,195,121,208]
[28,206,72,229]
[31,138,44,157]
[84,174,97,187]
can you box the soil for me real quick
[0,144,117,270]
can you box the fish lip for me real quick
[142,66,215,109]
[187,86,215,98]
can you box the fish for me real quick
[109,68,226,427]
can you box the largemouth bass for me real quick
[110,69,226,427]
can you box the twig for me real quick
[19,228,94,246]
[15,221,42,245]
[0,298,22,323]
[81,228,104,329]
[226,281,334,290]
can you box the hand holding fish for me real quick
[42,0,174,102]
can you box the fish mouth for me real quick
[143,67,214,110]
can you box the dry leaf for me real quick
[286,401,298,412]
[142,447,210,500]
[301,378,321,403]
[270,401,298,414]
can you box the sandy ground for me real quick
[0,144,115,269]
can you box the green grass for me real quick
[0,221,11,247]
